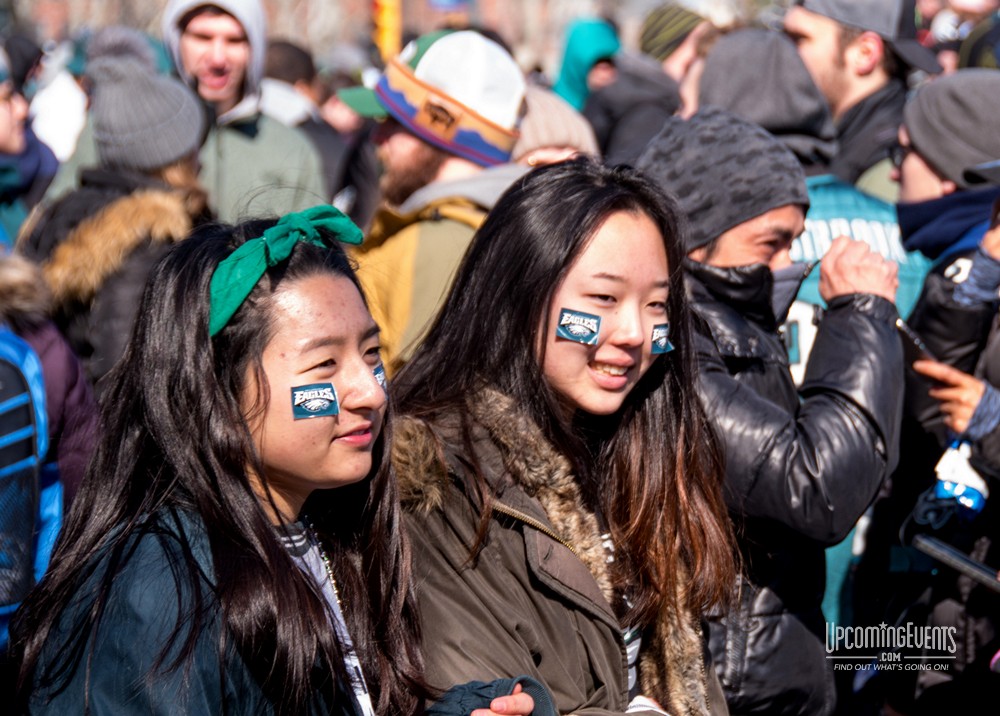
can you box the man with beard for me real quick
[339,30,526,372]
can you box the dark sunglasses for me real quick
[889,142,913,170]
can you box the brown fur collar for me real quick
[394,388,612,602]
[393,389,715,716]
[641,604,716,716]
[41,188,194,305]
[0,253,51,327]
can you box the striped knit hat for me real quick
[640,3,706,61]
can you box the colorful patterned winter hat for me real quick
[339,30,525,167]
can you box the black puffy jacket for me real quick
[685,259,903,716]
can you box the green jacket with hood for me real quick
[161,0,326,222]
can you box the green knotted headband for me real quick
[208,205,364,336]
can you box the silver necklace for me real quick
[304,519,344,609]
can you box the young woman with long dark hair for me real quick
[392,159,737,715]
[11,208,427,715]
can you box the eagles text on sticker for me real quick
[291,383,339,419]
[374,363,388,395]
[556,308,601,345]
[651,324,674,355]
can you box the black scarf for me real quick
[830,80,906,185]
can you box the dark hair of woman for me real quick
[393,158,736,628]
[12,220,425,714]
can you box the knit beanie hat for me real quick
[512,85,599,162]
[640,3,706,61]
[88,56,206,171]
[904,68,1000,190]
[86,25,158,73]
[637,107,809,252]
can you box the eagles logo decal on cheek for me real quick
[373,363,388,396]
[556,308,601,345]
[651,324,674,355]
[291,382,340,419]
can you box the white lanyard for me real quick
[284,524,376,716]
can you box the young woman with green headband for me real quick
[9,207,536,715]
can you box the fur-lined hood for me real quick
[393,388,718,716]
[395,388,613,600]
[38,188,194,306]
[0,252,51,328]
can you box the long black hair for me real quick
[394,158,736,627]
[12,220,425,714]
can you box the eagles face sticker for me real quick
[373,363,388,396]
[556,308,601,345]
[291,382,339,419]
[651,323,674,355]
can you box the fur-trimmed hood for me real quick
[393,388,719,716]
[0,252,51,328]
[38,188,195,306]
[395,388,612,600]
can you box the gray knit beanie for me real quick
[637,107,809,252]
[512,85,600,162]
[904,68,1000,190]
[88,56,206,172]
[86,25,158,72]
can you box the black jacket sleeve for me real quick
[699,294,903,545]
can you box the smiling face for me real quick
[541,210,669,416]
[178,9,250,115]
[244,273,387,522]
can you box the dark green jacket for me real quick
[26,509,355,715]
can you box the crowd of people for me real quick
[1,0,1000,714]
